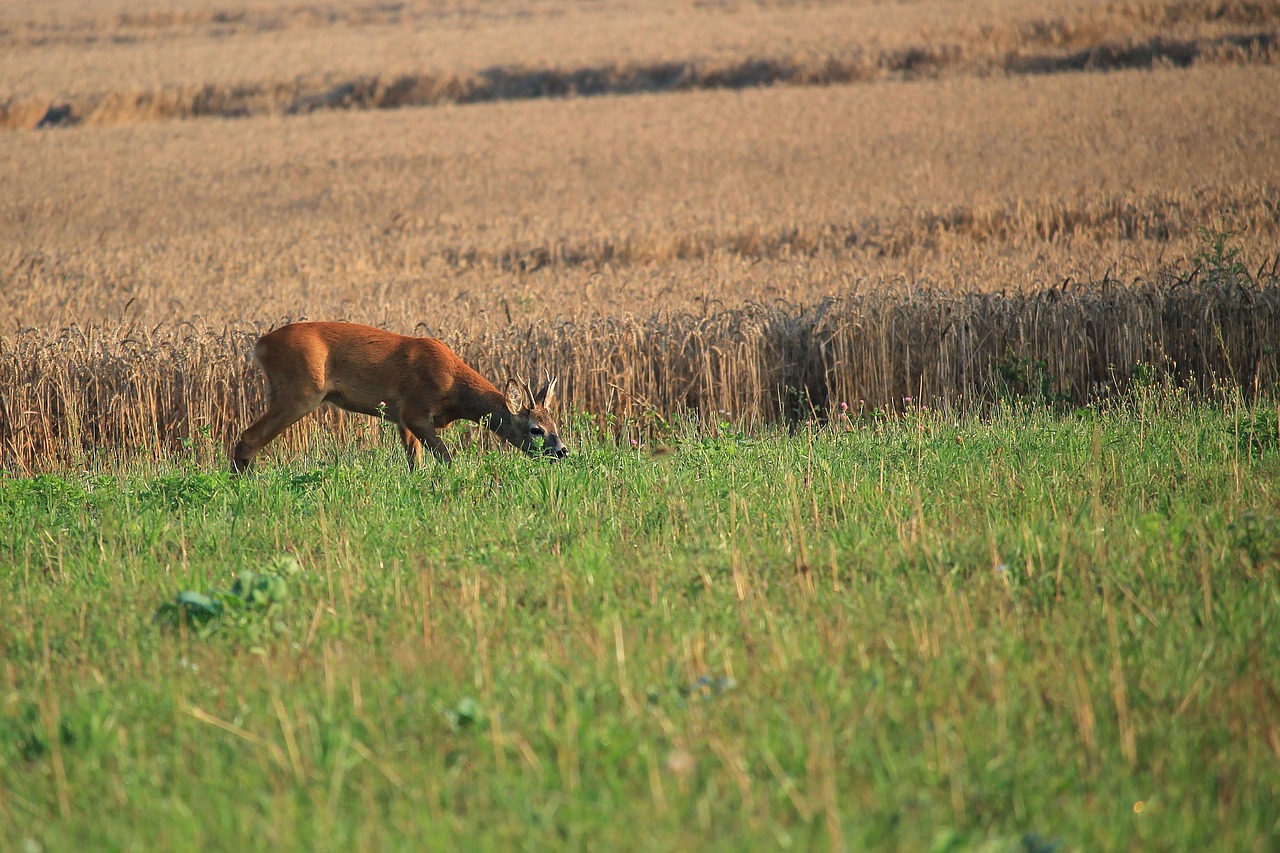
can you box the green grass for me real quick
[2,391,1279,852]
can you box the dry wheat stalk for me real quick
[3,269,1277,472]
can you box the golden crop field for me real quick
[2,0,1279,470]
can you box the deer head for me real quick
[498,376,568,458]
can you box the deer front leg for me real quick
[404,415,453,465]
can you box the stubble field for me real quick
[2,0,1280,849]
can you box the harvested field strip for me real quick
[0,0,434,41]
[5,0,1280,130]
[3,270,1278,472]
[7,30,1276,130]
[7,0,1280,43]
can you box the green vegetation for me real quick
[2,392,1279,851]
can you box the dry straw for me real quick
[2,267,1278,472]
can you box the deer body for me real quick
[231,322,566,472]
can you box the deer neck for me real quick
[455,373,512,431]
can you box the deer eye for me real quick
[529,426,545,436]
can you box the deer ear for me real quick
[534,376,558,407]
[505,379,527,414]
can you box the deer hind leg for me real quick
[399,424,421,471]
[231,389,325,472]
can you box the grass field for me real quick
[3,393,1279,850]
[3,0,1280,848]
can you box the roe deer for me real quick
[230,322,567,472]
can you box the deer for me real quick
[230,321,568,472]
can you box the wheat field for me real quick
[1,0,1279,470]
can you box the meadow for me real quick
[2,393,1280,850]
[3,0,1280,848]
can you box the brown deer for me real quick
[230,322,567,472]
